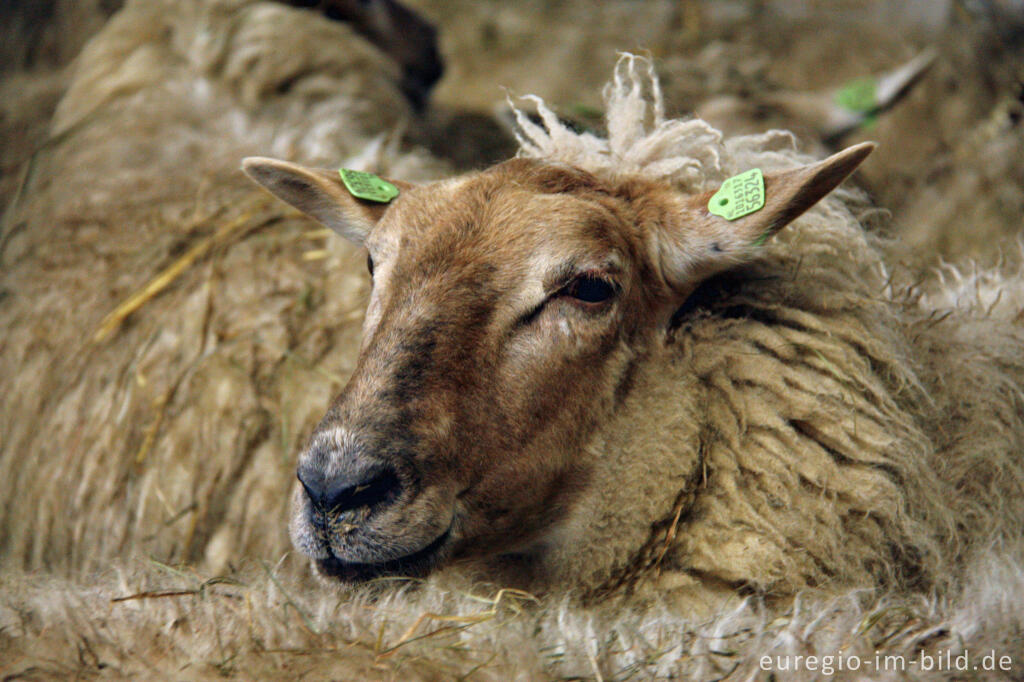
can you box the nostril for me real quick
[297,464,401,515]
[325,469,400,514]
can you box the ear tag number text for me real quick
[339,168,399,203]
[708,168,765,221]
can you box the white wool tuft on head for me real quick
[512,54,813,192]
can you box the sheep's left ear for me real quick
[242,157,414,245]
[654,142,874,296]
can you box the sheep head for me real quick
[242,142,872,587]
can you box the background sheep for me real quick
[2,1,1023,679]
[0,0,447,579]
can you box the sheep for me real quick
[244,56,1024,608]
[0,0,447,578]
[3,34,1024,677]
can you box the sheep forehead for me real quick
[371,161,635,290]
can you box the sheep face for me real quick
[243,144,872,585]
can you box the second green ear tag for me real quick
[835,77,877,114]
[708,168,765,221]
[339,168,399,203]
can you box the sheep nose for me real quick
[297,462,401,515]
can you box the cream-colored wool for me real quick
[501,57,1024,603]
[52,0,411,157]
[2,15,1023,676]
[0,0,446,578]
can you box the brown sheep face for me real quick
[243,145,872,584]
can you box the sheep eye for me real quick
[367,254,374,277]
[562,275,616,304]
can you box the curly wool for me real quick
[504,55,1024,603]
[514,54,842,188]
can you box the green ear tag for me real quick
[835,77,877,114]
[339,168,399,203]
[708,168,765,221]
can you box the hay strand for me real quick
[91,196,278,344]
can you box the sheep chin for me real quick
[313,525,454,583]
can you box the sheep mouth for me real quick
[315,525,453,582]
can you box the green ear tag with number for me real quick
[339,168,399,203]
[708,168,765,221]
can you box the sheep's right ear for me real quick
[242,157,412,245]
[652,142,874,296]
